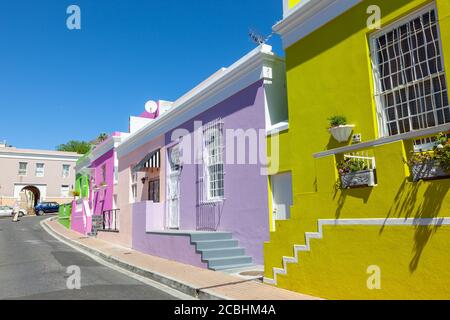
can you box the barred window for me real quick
[371,5,449,136]
[203,119,224,201]
[148,179,160,203]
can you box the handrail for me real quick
[314,124,450,159]
[101,209,120,232]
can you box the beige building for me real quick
[0,141,80,212]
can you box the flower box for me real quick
[411,160,450,182]
[340,169,376,189]
[328,125,355,143]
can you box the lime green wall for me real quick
[266,0,450,299]
[75,174,90,199]
[58,203,72,229]
[288,0,302,10]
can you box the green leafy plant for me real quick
[337,157,368,176]
[328,115,347,128]
[407,132,450,171]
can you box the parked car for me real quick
[35,202,60,216]
[0,206,26,218]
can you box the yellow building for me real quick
[265,0,450,299]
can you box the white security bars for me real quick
[202,119,225,202]
[371,5,449,137]
[343,151,376,171]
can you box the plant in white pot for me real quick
[328,115,355,143]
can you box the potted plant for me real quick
[328,115,355,143]
[71,190,80,200]
[407,133,450,181]
[337,157,376,188]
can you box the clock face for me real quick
[145,100,158,114]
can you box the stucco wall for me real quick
[265,0,450,299]
[91,148,115,216]
[96,135,166,248]
[0,149,77,205]
[164,80,270,264]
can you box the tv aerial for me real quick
[248,28,273,45]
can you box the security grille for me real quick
[371,5,449,136]
[202,119,224,202]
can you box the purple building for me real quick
[114,45,287,270]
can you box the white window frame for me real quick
[61,185,70,198]
[202,119,225,202]
[131,170,138,203]
[62,164,70,178]
[370,3,449,137]
[36,163,45,177]
[18,162,28,176]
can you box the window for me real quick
[101,164,107,183]
[148,179,160,203]
[62,164,70,178]
[203,119,225,201]
[18,162,27,176]
[61,185,70,197]
[371,6,449,136]
[131,171,138,202]
[36,163,45,177]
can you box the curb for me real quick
[41,217,229,300]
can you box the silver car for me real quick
[0,206,26,218]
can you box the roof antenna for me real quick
[248,28,274,45]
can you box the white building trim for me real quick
[117,45,283,158]
[273,0,363,49]
[0,152,79,162]
[75,134,129,172]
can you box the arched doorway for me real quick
[20,186,41,215]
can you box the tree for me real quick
[91,133,109,145]
[56,140,91,154]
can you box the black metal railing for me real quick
[101,209,119,232]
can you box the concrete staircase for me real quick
[191,232,254,271]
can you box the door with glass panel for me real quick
[167,145,181,229]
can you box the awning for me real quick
[132,149,161,172]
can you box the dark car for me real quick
[35,202,60,216]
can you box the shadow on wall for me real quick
[333,185,373,219]
[382,179,449,272]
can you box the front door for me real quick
[167,145,181,229]
[271,172,293,231]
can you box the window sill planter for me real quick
[340,169,376,189]
[329,125,355,143]
[411,160,450,182]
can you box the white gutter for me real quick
[117,44,283,158]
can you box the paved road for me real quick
[0,215,181,300]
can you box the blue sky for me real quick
[0,0,283,150]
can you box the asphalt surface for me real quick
[0,215,180,300]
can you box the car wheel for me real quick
[38,210,45,216]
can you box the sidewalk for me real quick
[43,218,320,300]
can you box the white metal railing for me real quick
[343,151,376,171]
